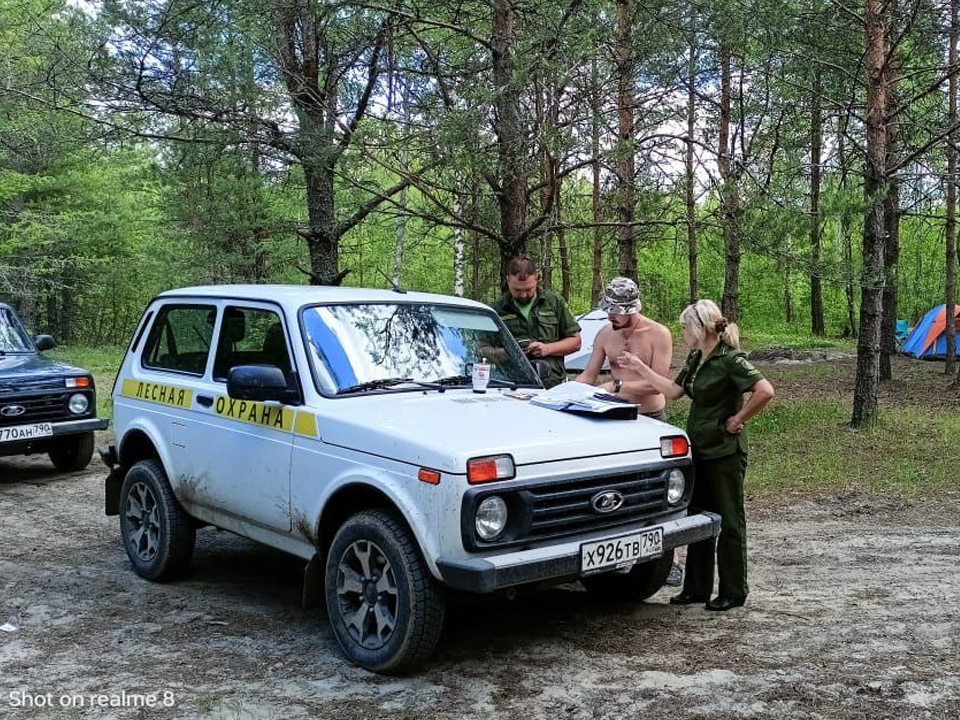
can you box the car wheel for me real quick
[49,431,95,471]
[580,549,676,602]
[119,459,195,581]
[324,509,445,674]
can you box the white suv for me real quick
[103,285,719,673]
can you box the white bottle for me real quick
[472,357,491,393]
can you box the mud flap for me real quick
[104,466,125,516]
[302,554,323,612]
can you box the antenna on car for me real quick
[378,268,407,294]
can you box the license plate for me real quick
[581,527,664,574]
[0,422,53,443]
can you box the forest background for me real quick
[2,0,959,429]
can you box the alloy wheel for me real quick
[335,540,399,650]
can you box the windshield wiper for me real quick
[426,375,519,390]
[337,377,414,394]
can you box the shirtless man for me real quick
[575,277,673,420]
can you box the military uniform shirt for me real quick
[491,289,580,388]
[674,342,764,459]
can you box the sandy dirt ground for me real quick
[2,451,959,720]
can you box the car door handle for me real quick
[196,395,213,407]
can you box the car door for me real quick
[191,302,297,532]
[120,300,218,502]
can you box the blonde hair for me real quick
[680,299,741,349]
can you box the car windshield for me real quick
[301,302,540,394]
[0,308,34,353]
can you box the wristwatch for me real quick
[613,378,623,394]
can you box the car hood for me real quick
[318,389,680,473]
[0,353,88,390]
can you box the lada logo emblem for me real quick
[1,405,26,417]
[591,490,624,514]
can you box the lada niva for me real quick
[103,285,720,672]
[0,302,107,470]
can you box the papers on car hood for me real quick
[528,381,639,420]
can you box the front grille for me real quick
[525,470,669,540]
[0,378,66,394]
[462,465,682,551]
[0,392,74,425]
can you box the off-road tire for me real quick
[580,549,676,602]
[324,509,445,674]
[49,431,95,471]
[119,459,195,581]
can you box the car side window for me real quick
[213,307,292,381]
[142,305,217,375]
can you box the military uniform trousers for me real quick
[683,452,749,600]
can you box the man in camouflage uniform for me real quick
[490,257,581,388]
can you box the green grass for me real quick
[47,345,125,420]
[664,394,957,500]
[740,330,857,352]
[748,402,958,498]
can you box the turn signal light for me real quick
[418,468,441,485]
[660,436,689,458]
[66,377,91,388]
[467,455,515,484]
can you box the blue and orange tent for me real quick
[902,304,960,359]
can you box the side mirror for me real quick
[34,335,55,351]
[227,365,297,404]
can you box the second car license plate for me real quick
[0,422,53,443]
[580,527,664,574]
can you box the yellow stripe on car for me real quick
[121,380,193,409]
[294,410,318,438]
[213,396,294,431]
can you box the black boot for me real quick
[705,596,746,611]
[669,591,709,605]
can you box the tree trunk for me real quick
[852,0,890,429]
[392,187,408,288]
[810,71,825,335]
[302,160,342,286]
[590,56,604,306]
[947,0,958,376]
[838,113,857,337]
[686,23,698,305]
[880,50,901,382]
[45,287,59,340]
[557,188,571,299]
[492,0,527,280]
[880,172,900,381]
[470,189,481,298]
[718,41,741,322]
[784,270,794,323]
[615,0,637,280]
[392,86,411,289]
[454,195,466,297]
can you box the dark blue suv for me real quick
[0,303,108,471]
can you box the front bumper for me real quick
[0,417,109,456]
[51,418,109,435]
[437,511,721,593]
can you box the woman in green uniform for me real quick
[618,299,774,611]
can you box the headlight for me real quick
[68,393,89,415]
[667,468,685,505]
[475,496,508,541]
